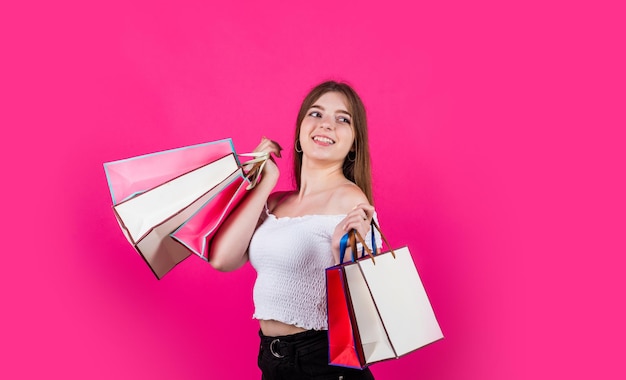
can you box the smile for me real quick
[312,136,335,145]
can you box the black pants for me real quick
[258,329,375,380]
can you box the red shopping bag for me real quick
[326,258,363,368]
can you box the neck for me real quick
[298,159,346,198]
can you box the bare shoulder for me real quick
[329,181,370,213]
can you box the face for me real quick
[298,91,355,164]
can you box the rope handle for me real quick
[238,152,270,190]
[340,229,375,264]
[340,220,396,265]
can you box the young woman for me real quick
[210,81,379,379]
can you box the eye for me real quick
[337,116,351,124]
[308,111,322,118]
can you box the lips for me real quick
[312,135,335,145]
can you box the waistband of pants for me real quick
[259,329,327,359]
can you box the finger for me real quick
[262,139,283,157]
[343,218,358,231]
[357,203,375,213]
[271,140,283,151]
[253,140,269,153]
[273,142,283,157]
[356,204,375,220]
[254,141,281,158]
[349,207,369,221]
[342,215,369,231]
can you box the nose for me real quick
[319,115,334,130]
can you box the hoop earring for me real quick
[295,140,302,153]
[347,151,356,162]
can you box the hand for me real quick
[331,203,376,264]
[251,136,282,184]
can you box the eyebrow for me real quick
[310,104,352,117]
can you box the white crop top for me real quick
[248,207,381,330]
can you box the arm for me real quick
[329,185,377,265]
[209,137,282,271]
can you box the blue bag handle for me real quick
[338,220,394,264]
[339,223,376,264]
[339,233,353,264]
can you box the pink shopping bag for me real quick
[104,139,235,205]
[170,172,251,261]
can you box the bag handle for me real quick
[239,152,270,165]
[238,152,270,190]
[368,219,395,258]
[339,220,396,265]
[339,230,375,264]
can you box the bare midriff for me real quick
[259,319,307,337]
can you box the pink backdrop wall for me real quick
[2,0,625,379]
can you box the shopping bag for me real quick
[104,138,236,204]
[169,171,250,261]
[105,141,267,279]
[326,222,444,368]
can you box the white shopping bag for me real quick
[326,224,444,368]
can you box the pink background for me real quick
[2,0,625,379]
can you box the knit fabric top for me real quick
[248,207,381,331]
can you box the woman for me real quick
[210,81,379,379]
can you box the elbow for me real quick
[208,249,246,272]
[208,239,247,272]
[209,256,233,272]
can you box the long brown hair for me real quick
[293,81,374,204]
